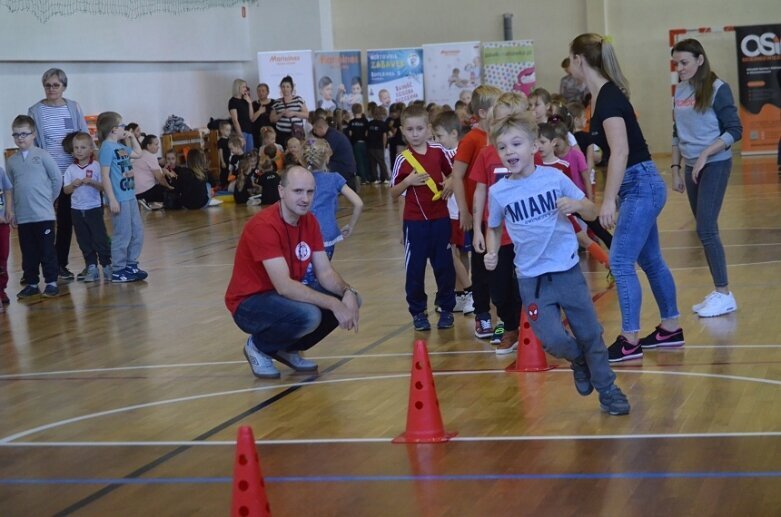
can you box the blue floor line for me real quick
[2,471,780,485]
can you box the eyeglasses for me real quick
[115,124,126,130]
[12,131,34,139]
[43,83,63,89]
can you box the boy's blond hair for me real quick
[468,85,502,118]
[491,92,529,124]
[96,111,122,142]
[489,112,538,146]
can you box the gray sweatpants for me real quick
[518,264,616,392]
[110,198,144,271]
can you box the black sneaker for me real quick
[639,325,685,349]
[413,313,431,331]
[127,263,148,280]
[58,267,75,281]
[599,384,630,415]
[42,284,59,297]
[490,322,505,344]
[17,285,40,299]
[607,335,643,363]
[571,359,593,396]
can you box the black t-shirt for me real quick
[589,82,650,168]
[228,97,252,133]
[218,137,230,171]
[367,119,388,149]
[348,116,369,143]
[259,170,281,205]
[387,116,404,147]
[176,167,209,209]
[252,100,274,132]
[574,130,591,157]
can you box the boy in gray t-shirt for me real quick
[484,112,629,416]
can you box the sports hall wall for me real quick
[0,0,327,152]
[332,0,778,154]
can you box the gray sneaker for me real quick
[598,384,630,416]
[243,337,281,379]
[83,264,100,283]
[102,265,112,281]
[571,359,593,396]
[271,350,318,372]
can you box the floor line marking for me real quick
[3,368,780,445]
[2,345,780,379]
[3,431,781,447]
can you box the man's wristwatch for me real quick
[342,286,358,298]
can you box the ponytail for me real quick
[570,33,631,98]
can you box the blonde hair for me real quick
[303,138,332,171]
[491,92,529,123]
[96,111,122,142]
[570,33,630,98]
[489,112,538,146]
[232,79,247,98]
[186,149,208,181]
[469,85,502,118]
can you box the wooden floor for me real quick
[1,155,780,516]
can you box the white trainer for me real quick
[271,350,318,372]
[461,291,475,314]
[243,337,281,378]
[696,291,737,318]
[692,291,718,313]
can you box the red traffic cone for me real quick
[506,307,556,373]
[393,340,457,443]
[231,426,272,517]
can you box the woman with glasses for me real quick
[28,68,90,282]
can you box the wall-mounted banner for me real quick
[313,50,363,112]
[482,40,536,96]
[367,48,424,107]
[733,24,781,154]
[257,50,315,108]
[423,41,482,107]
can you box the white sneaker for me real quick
[207,198,223,207]
[271,350,318,372]
[243,337,281,378]
[138,199,152,210]
[696,291,737,318]
[452,294,466,313]
[692,291,719,313]
[462,291,474,314]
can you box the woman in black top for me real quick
[229,78,256,153]
[569,33,682,362]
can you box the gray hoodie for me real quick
[6,147,62,224]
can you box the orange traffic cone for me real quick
[231,426,272,517]
[393,340,457,443]
[506,307,556,373]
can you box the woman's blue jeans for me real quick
[610,161,679,333]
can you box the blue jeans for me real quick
[232,285,341,354]
[684,158,731,288]
[610,161,679,333]
[111,199,144,271]
[242,132,254,154]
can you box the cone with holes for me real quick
[231,426,272,517]
[393,339,457,443]
[506,307,556,372]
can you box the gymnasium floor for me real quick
[1,155,780,516]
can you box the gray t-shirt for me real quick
[488,165,584,278]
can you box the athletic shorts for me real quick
[450,219,473,252]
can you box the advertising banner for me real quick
[367,48,424,107]
[257,50,315,108]
[423,41,482,107]
[313,50,363,112]
[481,40,536,96]
[733,25,781,154]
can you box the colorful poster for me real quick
[313,50,362,112]
[733,25,781,154]
[257,50,315,109]
[423,41,481,107]
[367,48,424,107]
[481,40,536,96]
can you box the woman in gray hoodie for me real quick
[671,39,742,318]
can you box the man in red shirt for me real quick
[225,166,360,379]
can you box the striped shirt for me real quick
[271,96,305,133]
[38,104,77,173]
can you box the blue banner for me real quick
[367,48,424,106]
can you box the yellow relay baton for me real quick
[402,150,442,201]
